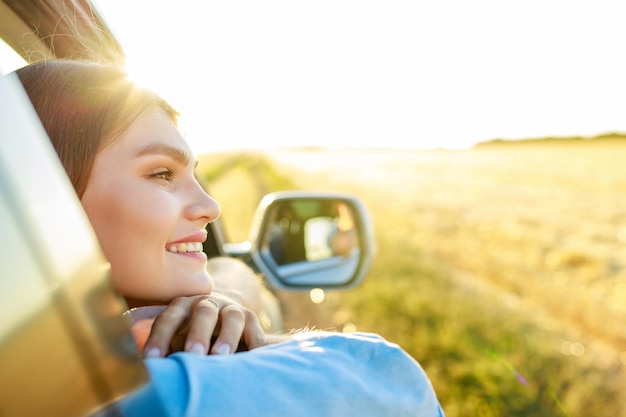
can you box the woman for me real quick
[16,59,267,358]
[12,60,445,416]
[17,61,443,417]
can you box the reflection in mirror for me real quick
[251,192,375,290]
[266,200,360,266]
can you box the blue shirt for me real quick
[120,332,445,416]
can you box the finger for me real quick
[182,297,220,355]
[209,305,246,355]
[142,298,192,358]
[241,310,267,350]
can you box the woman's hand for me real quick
[130,293,267,358]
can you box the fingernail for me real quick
[187,342,205,355]
[145,347,161,358]
[214,343,231,355]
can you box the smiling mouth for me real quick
[166,242,203,253]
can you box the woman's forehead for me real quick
[104,108,196,164]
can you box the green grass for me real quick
[198,146,626,417]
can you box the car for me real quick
[0,1,375,416]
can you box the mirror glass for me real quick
[266,199,360,265]
[247,191,375,291]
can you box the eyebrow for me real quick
[135,143,196,167]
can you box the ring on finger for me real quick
[204,297,220,311]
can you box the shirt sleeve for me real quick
[120,331,445,417]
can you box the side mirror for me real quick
[244,191,376,290]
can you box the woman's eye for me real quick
[151,169,176,182]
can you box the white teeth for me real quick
[167,242,203,253]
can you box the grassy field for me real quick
[199,143,626,417]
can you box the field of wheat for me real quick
[200,142,626,417]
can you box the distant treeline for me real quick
[474,132,626,148]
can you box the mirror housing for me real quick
[238,191,376,291]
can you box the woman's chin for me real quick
[187,273,214,295]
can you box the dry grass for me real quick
[267,145,626,349]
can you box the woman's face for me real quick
[81,107,220,306]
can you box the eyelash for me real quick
[151,169,176,182]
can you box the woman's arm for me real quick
[120,332,446,417]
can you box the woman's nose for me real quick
[185,181,221,223]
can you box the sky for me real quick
[11,1,626,152]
